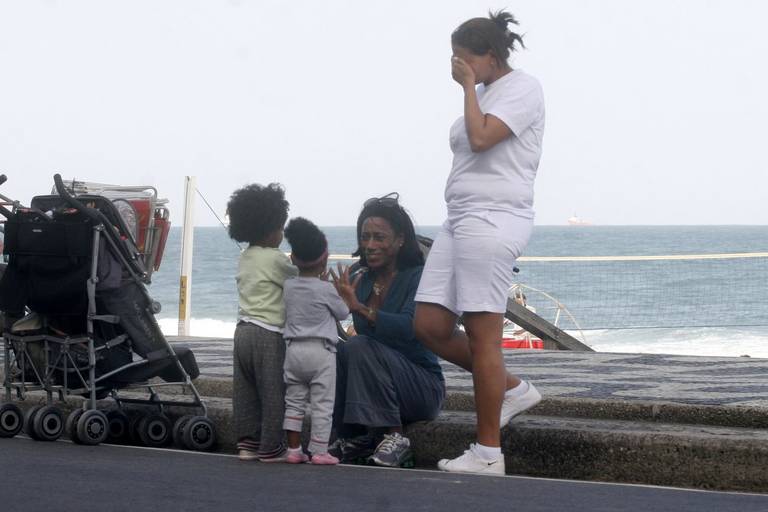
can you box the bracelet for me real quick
[360,305,376,324]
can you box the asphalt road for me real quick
[1,437,767,512]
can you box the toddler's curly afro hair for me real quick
[226,183,289,244]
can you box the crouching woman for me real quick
[330,194,445,468]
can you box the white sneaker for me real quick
[437,444,505,475]
[500,381,541,427]
[237,449,259,461]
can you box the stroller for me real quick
[0,174,216,450]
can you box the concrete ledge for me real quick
[7,391,768,492]
[408,411,768,492]
[188,376,768,430]
[10,373,768,431]
[8,344,768,493]
[445,393,768,430]
[191,377,232,399]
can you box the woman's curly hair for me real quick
[226,183,289,244]
[284,217,327,267]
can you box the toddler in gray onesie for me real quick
[282,217,349,464]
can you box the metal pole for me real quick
[88,226,101,409]
[178,176,196,336]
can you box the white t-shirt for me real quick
[445,69,545,220]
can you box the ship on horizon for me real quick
[567,214,592,226]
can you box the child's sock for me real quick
[286,446,310,464]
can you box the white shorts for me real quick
[415,210,533,315]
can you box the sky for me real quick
[1,0,767,228]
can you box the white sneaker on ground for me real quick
[437,444,505,475]
[500,381,541,427]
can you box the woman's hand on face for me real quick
[451,56,475,89]
[329,263,363,308]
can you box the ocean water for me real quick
[149,225,768,358]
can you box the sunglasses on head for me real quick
[363,192,400,208]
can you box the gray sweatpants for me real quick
[233,322,286,458]
[283,338,336,454]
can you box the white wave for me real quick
[584,326,768,358]
[158,317,237,338]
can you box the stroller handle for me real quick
[53,173,102,222]
[0,174,6,186]
[54,173,81,207]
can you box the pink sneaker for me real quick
[286,449,309,464]
[311,452,339,465]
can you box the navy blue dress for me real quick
[334,266,445,432]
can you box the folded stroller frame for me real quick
[0,174,217,450]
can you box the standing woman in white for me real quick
[414,11,545,475]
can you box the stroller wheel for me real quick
[24,405,44,441]
[128,412,146,445]
[32,405,64,442]
[138,413,172,447]
[172,415,195,449]
[0,403,24,438]
[182,416,217,452]
[76,410,109,445]
[106,410,130,443]
[66,409,85,444]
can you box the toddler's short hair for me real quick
[284,217,327,268]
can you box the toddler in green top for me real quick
[227,183,297,462]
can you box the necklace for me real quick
[372,271,396,297]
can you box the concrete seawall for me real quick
[5,337,768,492]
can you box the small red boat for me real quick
[501,336,544,350]
[502,319,544,349]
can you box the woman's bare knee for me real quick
[463,312,504,353]
[414,302,457,344]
